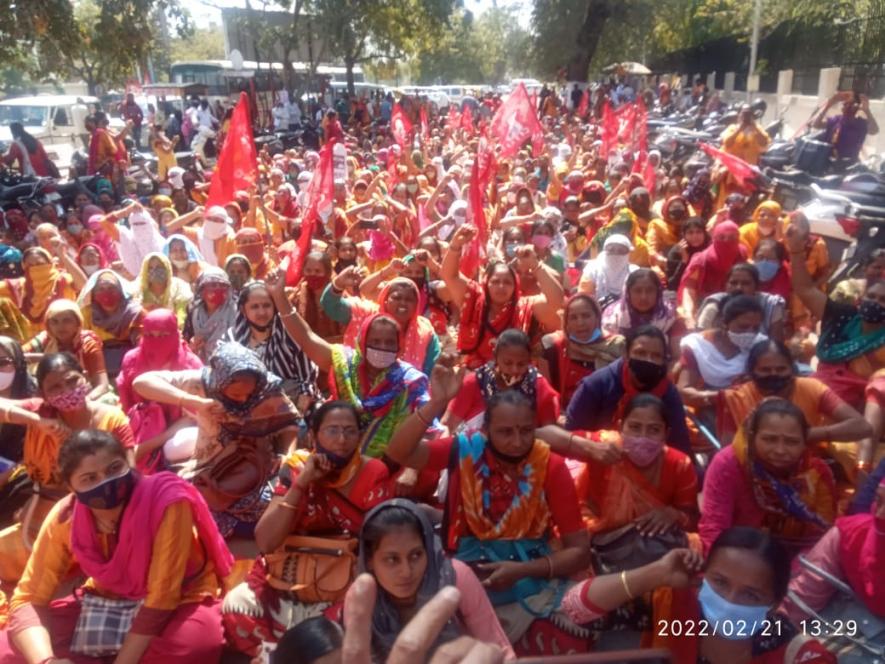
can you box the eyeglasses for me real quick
[0,357,15,368]
[319,426,360,439]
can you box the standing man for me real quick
[120,93,144,149]
[71,97,89,149]
[813,90,880,165]
[570,83,583,113]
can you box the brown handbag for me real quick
[192,443,273,511]
[264,534,357,603]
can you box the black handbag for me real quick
[590,522,687,575]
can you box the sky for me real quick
[189,0,532,29]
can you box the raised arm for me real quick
[440,224,475,308]
[385,359,463,469]
[165,206,204,234]
[517,246,564,329]
[359,259,403,301]
[785,216,827,321]
[266,269,333,371]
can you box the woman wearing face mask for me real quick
[174,206,237,268]
[221,281,318,405]
[134,252,193,326]
[575,393,698,536]
[0,247,78,335]
[678,294,766,414]
[98,203,166,280]
[666,217,710,290]
[183,268,238,363]
[133,341,300,537]
[753,238,791,303]
[385,383,593,657]
[740,200,783,255]
[718,339,870,448]
[85,209,121,264]
[647,194,690,267]
[62,211,88,251]
[333,237,359,274]
[290,251,345,345]
[788,217,885,409]
[541,294,623,408]
[784,478,885,630]
[321,267,440,376]
[444,328,560,435]
[224,253,253,294]
[351,499,515,661]
[163,234,206,287]
[117,309,203,473]
[78,269,144,379]
[680,220,748,328]
[697,263,787,343]
[0,352,135,587]
[444,225,564,369]
[567,325,694,457]
[0,429,233,664]
[222,401,392,658]
[234,227,275,280]
[23,299,110,399]
[76,242,107,279]
[579,233,638,305]
[529,219,566,276]
[0,337,38,527]
[562,527,836,664]
[700,399,836,555]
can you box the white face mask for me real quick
[203,219,227,240]
[0,369,14,391]
[603,252,629,270]
[82,263,100,276]
[365,347,397,369]
[131,221,154,240]
[171,258,190,270]
[728,330,765,352]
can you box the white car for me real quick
[0,94,123,172]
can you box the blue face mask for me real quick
[505,242,519,259]
[754,259,780,282]
[697,578,771,640]
[569,328,602,345]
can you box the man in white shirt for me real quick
[71,98,89,148]
[287,100,302,129]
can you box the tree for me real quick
[168,26,225,64]
[311,0,458,95]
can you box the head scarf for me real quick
[836,478,885,615]
[117,210,165,277]
[358,499,458,658]
[0,243,22,278]
[661,195,690,226]
[223,282,318,397]
[85,211,120,262]
[680,221,743,300]
[188,267,237,361]
[330,313,430,458]
[234,227,266,269]
[132,308,201,375]
[586,234,635,299]
[683,168,713,216]
[0,334,36,400]
[602,270,675,335]
[202,341,281,418]
[77,242,108,270]
[151,195,173,210]
[78,269,142,339]
[17,247,64,324]
[136,252,182,310]
[163,233,205,263]
[752,200,783,225]
[42,299,84,353]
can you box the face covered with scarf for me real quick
[91,272,125,313]
[235,228,266,270]
[203,341,275,416]
[139,308,186,370]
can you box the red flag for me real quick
[635,97,648,154]
[205,93,258,209]
[489,83,544,159]
[461,151,489,279]
[617,103,637,145]
[577,89,589,118]
[285,140,335,286]
[601,101,617,158]
[386,149,399,186]
[461,105,474,134]
[391,103,412,147]
[699,142,760,190]
[419,106,430,139]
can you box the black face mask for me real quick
[859,299,885,324]
[336,258,357,272]
[628,358,667,389]
[753,374,793,394]
[316,443,356,470]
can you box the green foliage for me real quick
[409,7,534,84]
[168,25,225,65]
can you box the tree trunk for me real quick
[566,0,612,82]
[345,56,356,97]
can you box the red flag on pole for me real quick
[447,105,461,131]
[285,140,335,286]
[461,152,488,279]
[635,97,648,154]
[600,100,617,158]
[699,142,760,189]
[205,92,258,209]
[419,106,430,139]
[391,103,412,147]
[461,105,474,134]
[489,83,544,159]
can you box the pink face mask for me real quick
[532,234,553,250]
[622,434,665,467]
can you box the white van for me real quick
[0,95,117,172]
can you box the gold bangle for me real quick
[620,570,635,600]
[415,406,432,428]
